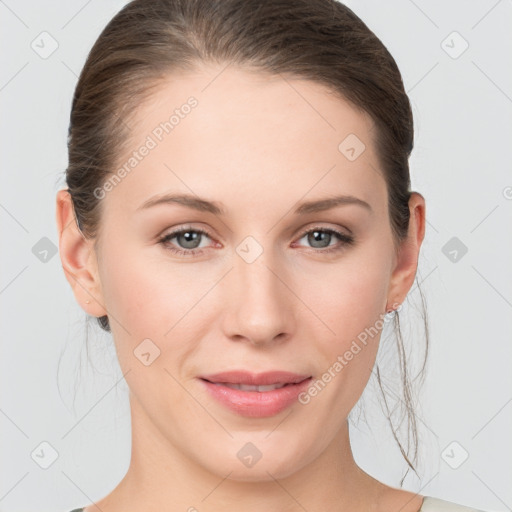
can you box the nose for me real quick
[222,246,295,347]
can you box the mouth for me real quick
[200,379,301,392]
[198,370,311,386]
[198,374,313,418]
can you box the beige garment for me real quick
[421,496,487,512]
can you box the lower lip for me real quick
[199,377,313,418]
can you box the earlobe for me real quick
[55,188,107,318]
[386,192,426,308]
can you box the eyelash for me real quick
[158,225,355,257]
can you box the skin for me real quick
[56,63,426,512]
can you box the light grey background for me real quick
[1,1,511,511]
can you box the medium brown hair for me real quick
[64,0,429,485]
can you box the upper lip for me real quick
[199,370,311,386]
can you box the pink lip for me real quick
[198,371,312,418]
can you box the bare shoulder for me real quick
[376,488,489,512]
[375,487,425,512]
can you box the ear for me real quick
[55,188,107,318]
[386,192,426,311]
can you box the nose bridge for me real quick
[237,250,280,304]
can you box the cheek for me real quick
[97,239,217,342]
[96,236,167,338]
[297,247,391,393]
[300,254,389,343]
[296,275,388,419]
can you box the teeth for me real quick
[215,382,289,392]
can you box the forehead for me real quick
[105,64,386,218]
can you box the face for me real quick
[59,64,423,482]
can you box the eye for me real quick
[294,226,355,254]
[158,226,214,257]
[158,225,355,258]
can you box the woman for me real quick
[56,0,488,510]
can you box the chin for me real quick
[196,442,310,483]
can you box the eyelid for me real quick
[158,225,216,246]
[292,225,354,249]
[292,222,352,240]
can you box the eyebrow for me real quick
[137,193,226,215]
[137,193,372,215]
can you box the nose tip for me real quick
[224,251,294,346]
